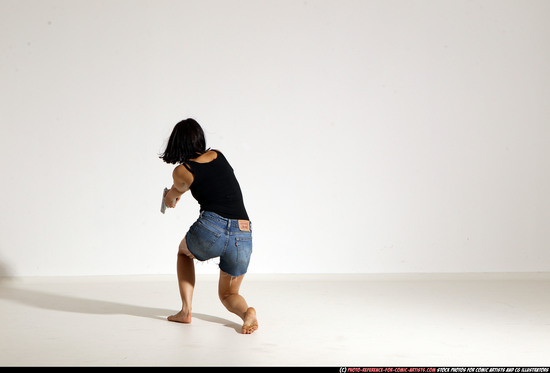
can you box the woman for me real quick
[160,118,258,334]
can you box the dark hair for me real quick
[160,118,208,164]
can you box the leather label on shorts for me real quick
[238,220,250,232]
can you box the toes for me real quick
[242,323,258,334]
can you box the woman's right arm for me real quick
[164,165,192,208]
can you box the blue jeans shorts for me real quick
[185,211,253,277]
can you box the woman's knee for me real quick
[218,286,236,302]
[218,272,243,301]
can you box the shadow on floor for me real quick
[0,281,241,333]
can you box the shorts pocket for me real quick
[187,221,222,259]
[235,236,252,265]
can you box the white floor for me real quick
[0,273,549,367]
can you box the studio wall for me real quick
[1,0,549,276]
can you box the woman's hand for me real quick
[164,187,181,208]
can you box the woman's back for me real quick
[183,150,249,220]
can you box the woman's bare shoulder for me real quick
[174,164,194,184]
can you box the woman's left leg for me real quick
[218,270,258,334]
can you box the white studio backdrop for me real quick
[1,0,549,277]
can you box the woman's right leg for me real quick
[167,237,195,323]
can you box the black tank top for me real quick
[183,150,249,220]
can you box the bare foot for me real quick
[242,307,258,334]
[167,309,192,324]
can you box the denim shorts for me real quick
[185,211,253,277]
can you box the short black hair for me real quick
[160,118,208,164]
